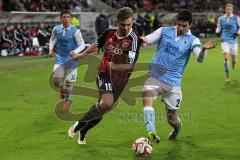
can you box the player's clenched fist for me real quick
[203,40,217,49]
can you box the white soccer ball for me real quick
[133,137,152,157]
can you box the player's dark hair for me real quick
[60,10,71,18]
[177,10,192,24]
[116,7,133,21]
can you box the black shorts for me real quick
[96,72,129,98]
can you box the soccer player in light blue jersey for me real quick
[141,10,217,143]
[216,3,240,82]
[49,10,85,109]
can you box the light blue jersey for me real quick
[146,27,201,86]
[50,24,85,69]
[216,14,240,44]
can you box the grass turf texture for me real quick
[0,38,240,160]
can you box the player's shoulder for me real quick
[190,35,200,46]
[190,33,199,41]
[161,26,175,33]
[53,25,60,30]
[188,31,198,39]
[191,36,200,44]
[185,29,200,43]
[219,15,225,20]
[51,25,60,34]
[161,26,175,30]
[128,29,139,40]
[70,25,77,29]
[106,27,117,32]
[99,27,117,36]
[162,26,174,30]
[69,25,79,32]
[130,28,138,35]
[232,14,239,19]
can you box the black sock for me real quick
[80,116,103,140]
[74,104,106,132]
[74,121,86,133]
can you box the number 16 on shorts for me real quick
[105,83,112,91]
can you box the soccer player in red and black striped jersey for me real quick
[68,7,142,144]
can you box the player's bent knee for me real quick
[52,77,64,87]
[142,91,157,106]
[224,54,229,61]
[99,102,114,113]
[53,80,62,88]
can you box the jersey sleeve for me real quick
[49,26,57,51]
[237,16,240,34]
[127,32,141,70]
[73,29,85,54]
[192,38,202,60]
[216,17,221,34]
[191,38,202,51]
[145,27,162,44]
[191,38,207,63]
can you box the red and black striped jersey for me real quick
[96,27,141,74]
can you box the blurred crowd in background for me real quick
[1,0,240,12]
[102,0,240,12]
[0,0,239,56]
[1,0,95,12]
[1,22,53,56]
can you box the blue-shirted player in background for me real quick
[216,3,240,82]
[49,10,85,109]
[141,10,217,143]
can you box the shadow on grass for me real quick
[223,80,240,94]
[131,136,197,160]
[132,155,152,160]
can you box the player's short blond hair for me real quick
[226,3,233,9]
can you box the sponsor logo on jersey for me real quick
[165,42,179,55]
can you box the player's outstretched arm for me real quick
[141,27,162,45]
[69,42,98,60]
[49,28,56,57]
[140,36,150,44]
[237,16,240,36]
[215,17,221,36]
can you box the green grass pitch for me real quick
[0,39,240,160]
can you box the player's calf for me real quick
[232,61,237,70]
[167,109,182,140]
[65,81,73,101]
[51,78,66,99]
[224,58,230,81]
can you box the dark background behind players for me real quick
[95,9,109,54]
